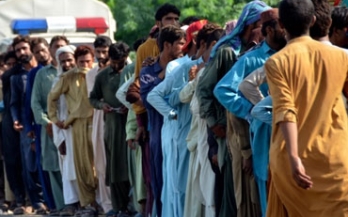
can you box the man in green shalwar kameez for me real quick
[89,42,132,216]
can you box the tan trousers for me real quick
[72,118,97,206]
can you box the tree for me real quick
[100,0,280,47]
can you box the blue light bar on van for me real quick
[11,19,47,35]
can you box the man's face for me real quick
[95,46,109,65]
[14,42,33,63]
[110,56,127,73]
[168,37,186,60]
[59,52,76,72]
[333,27,348,49]
[271,23,287,49]
[159,12,180,28]
[33,43,51,65]
[5,57,17,69]
[76,53,94,69]
[50,39,67,61]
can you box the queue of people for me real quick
[0,0,348,217]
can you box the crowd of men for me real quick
[0,0,348,217]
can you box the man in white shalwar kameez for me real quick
[179,26,223,217]
[85,36,113,214]
[51,45,80,215]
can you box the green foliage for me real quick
[100,0,280,48]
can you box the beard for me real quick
[274,33,287,50]
[97,58,109,65]
[19,54,33,63]
[62,65,73,72]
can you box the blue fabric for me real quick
[255,176,267,217]
[139,61,164,217]
[0,101,4,113]
[23,64,56,209]
[146,56,191,217]
[210,0,271,58]
[10,69,44,208]
[214,41,274,119]
[24,65,43,133]
[214,41,275,217]
[251,95,272,125]
[167,58,202,217]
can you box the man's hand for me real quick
[13,121,23,132]
[30,139,36,152]
[118,106,128,115]
[135,126,146,142]
[102,103,113,113]
[289,156,313,189]
[58,142,66,155]
[210,124,226,138]
[127,140,136,150]
[189,65,199,81]
[212,154,218,167]
[55,120,65,129]
[46,123,53,138]
[243,157,253,175]
[142,57,156,67]
[158,69,165,80]
[27,131,35,139]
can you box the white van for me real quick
[0,0,116,52]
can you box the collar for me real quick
[153,59,163,73]
[287,36,312,45]
[260,41,276,55]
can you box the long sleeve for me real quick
[31,70,51,127]
[178,65,206,104]
[265,58,297,124]
[213,57,254,119]
[10,75,21,123]
[126,109,137,141]
[140,68,163,111]
[251,95,273,125]
[24,70,35,132]
[196,45,237,127]
[238,66,267,105]
[89,72,105,110]
[147,72,176,117]
[179,80,196,103]
[116,75,134,109]
[47,75,69,124]
[168,61,201,107]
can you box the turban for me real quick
[55,45,76,76]
[210,0,271,58]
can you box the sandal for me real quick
[13,206,26,215]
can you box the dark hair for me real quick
[4,51,17,62]
[329,6,348,37]
[149,27,160,38]
[74,45,94,60]
[196,23,222,50]
[261,19,278,36]
[157,25,186,52]
[0,54,4,64]
[50,35,69,48]
[279,0,315,37]
[310,0,332,38]
[30,37,49,52]
[133,38,146,52]
[12,35,31,51]
[155,3,180,21]
[181,16,200,26]
[93,36,112,48]
[206,29,225,47]
[108,42,130,60]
